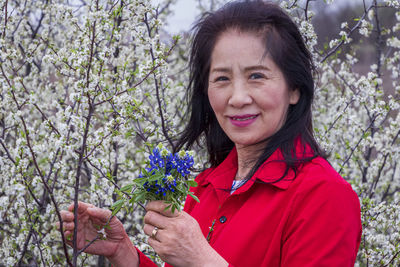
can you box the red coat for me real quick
[138,146,362,266]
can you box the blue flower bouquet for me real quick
[112,144,199,214]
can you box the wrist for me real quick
[107,235,139,267]
[195,240,228,267]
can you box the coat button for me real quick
[219,215,227,223]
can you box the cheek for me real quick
[258,92,290,116]
[207,89,224,113]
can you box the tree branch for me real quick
[320,3,374,63]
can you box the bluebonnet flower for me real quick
[139,145,195,199]
[112,144,199,214]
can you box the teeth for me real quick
[233,115,257,121]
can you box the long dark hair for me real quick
[175,0,324,181]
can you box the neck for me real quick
[235,143,264,180]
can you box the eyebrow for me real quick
[244,65,271,72]
[210,65,271,73]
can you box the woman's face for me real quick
[208,29,300,150]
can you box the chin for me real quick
[234,140,262,147]
[233,137,270,148]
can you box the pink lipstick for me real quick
[229,114,258,127]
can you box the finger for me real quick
[57,219,74,230]
[60,210,74,222]
[147,235,162,252]
[68,201,95,213]
[143,224,162,240]
[62,222,75,231]
[146,201,180,218]
[86,207,112,224]
[143,210,169,228]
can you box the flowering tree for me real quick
[0,0,187,265]
[301,1,400,265]
[0,0,399,266]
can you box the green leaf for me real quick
[148,171,164,181]
[111,199,125,216]
[120,184,134,192]
[133,176,148,185]
[171,204,176,213]
[186,180,198,188]
[188,192,200,203]
[142,168,149,177]
[66,233,73,241]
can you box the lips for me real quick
[229,114,259,127]
[231,114,258,121]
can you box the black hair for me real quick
[175,0,324,181]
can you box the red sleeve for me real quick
[135,247,158,267]
[281,177,362,266]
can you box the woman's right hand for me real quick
[59,201,139,266]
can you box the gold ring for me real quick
[151,226,158,239]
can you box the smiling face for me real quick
[207,29,300,151]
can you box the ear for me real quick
[289,88,300,105]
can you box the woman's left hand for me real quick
[143,201,228,267]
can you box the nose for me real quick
[228,79,252,108]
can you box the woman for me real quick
[61,1,362,266]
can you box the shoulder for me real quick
[298,157,353,189]
[292,156,360,210]
[282,157,362,265]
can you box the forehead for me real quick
[210,29,270,67]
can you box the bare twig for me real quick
[93,42,177,107]
[143,11,176,149]
[2,0,8,38]
[0,138,15,164]
[369,129,400,198]
[320,3,374,63]
[339,115,378,175]
[85,158,147,211]
[0,63,72,265]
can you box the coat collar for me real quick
[202,140,315,197]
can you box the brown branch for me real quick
[93,41,176,107]
[338,115,378,175]
[27,10,45,39]
[72,99,94,265]
[32,230,46,265]
[77,215,113,255]
[73,1,98,263]
[24,180,41,206]
[287,0,299,9]
[369,129,400,198]
[19,116,73,266]
[143,11,176,149]
[381,239,400,267]
[0,138,15,164]
[2,0,8,38]
[18,80,62,136]
[83,123,121,161]
[373,0,383,78]
[85,158,146,211]
[0,49,73,267]
[320,3,374,63]
[304,0,312,21]
[17,211,40,265]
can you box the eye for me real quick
[214,76,229,82]
[249,73,264,80]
